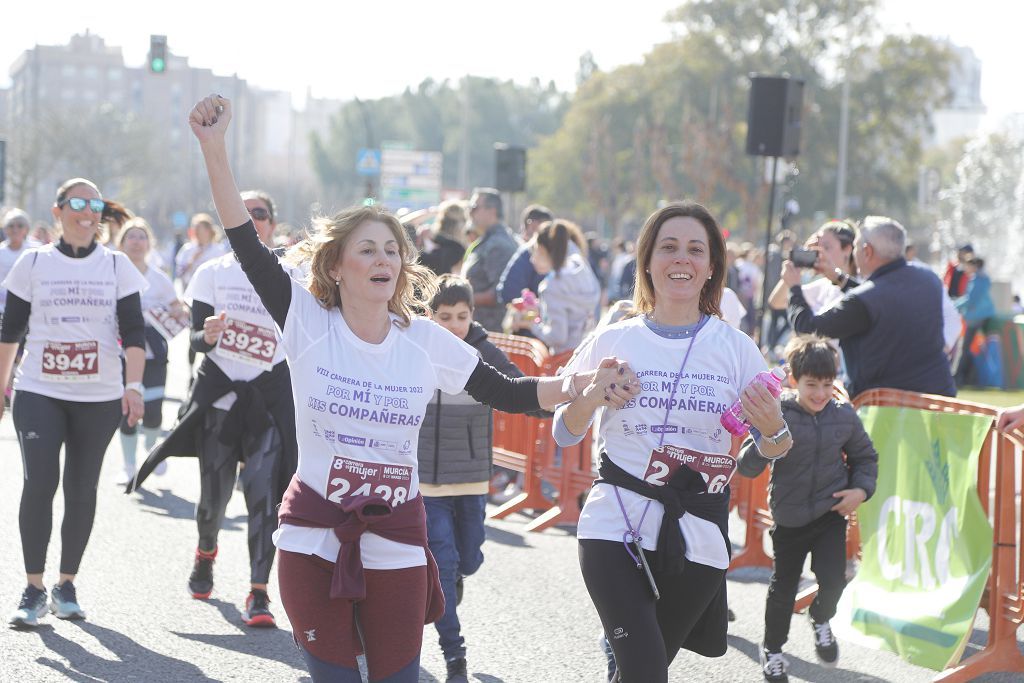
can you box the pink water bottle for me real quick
[720,367,788,436]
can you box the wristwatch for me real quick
[125,382,145,396]
[760,423,791,446]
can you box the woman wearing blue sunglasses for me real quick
[0,177,148,628]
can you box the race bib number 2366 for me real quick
[643,445,736,493]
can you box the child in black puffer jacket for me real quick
[738,335,878,683]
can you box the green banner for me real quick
[834,406,993,671]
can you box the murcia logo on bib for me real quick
[216,318,277,370]
[326,455,412,508]
[41,340,100,382]
[643,444,736,493]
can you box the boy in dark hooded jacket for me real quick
[739,335,878,683]
[417,274,522,683]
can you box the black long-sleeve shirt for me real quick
[224,221,542,414]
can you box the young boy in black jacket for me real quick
[738,335,878,683]
[418,274,523,683]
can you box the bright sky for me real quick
[3,1,1021,125]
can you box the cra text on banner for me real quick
[834,406,992,670]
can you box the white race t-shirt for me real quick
[272,279,479,569]
[720,287,747,329]
[140,266,178,312]
[0,239,42,312]
[801,276,844,315]
[2,243,148,401]
[175,241,227,289]
[184,252,291,410]
[562,315,766,569]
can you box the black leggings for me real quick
[13,390,123,575]
[579,539,726,683]
[196,408,282,584]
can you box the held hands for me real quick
[188,94,232,144]
[831,487,867,516]
[740,382,784,435]
[579,357,640,410]
[203,311,228,346]
[996,404,1024,433]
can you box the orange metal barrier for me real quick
[526,350,595,531]
[487,334,556,522]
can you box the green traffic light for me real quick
[151,57,165,73]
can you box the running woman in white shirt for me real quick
[115,218,182,485]
[130,190,297,629]
[0,208,42,405]
[554,202,793,683]
[1,177,147,629]
[189,94,637,683]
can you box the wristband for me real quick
[125,382,145,396]
[562,373,580,402]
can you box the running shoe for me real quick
[445,656,468,683]
[599,632,616,682]
[50,581,86,620]
[241,588,276,628]
[188,547,217,599]
[8,585,48,629]
[810,617,839,666]
[759,644,789,683]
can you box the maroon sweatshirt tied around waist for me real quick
[277,474,444,623]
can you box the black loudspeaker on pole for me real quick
[745,75,804,346]
[494,143,526,193]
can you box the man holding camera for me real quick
[785,216,956,398]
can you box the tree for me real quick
[939,125,1024,284]
[528,0,956,238]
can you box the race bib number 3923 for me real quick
[326,456,412,508]
[643,445,736,493]
[216,318,277,370]
[41,340,100,382]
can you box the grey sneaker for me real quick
[759,644,789,682]
[810,617,838,666]
[50,582,86,620]
[9,585,48,629]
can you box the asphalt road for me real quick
[1,335,1020,682]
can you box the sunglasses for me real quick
[248,207,271,221]
[59,197,106,213]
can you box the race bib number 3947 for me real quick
[643,445,736,493]
[216,318,277,370]
[41,340,100,382]
[326,456,412,508]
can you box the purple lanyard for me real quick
[614,315,708,565]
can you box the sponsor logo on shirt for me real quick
[651,424,678,434]
[369,438,397,452]
[338,434,366,446]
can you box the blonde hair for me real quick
[116,217,156,252]
[287,205,437,327]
